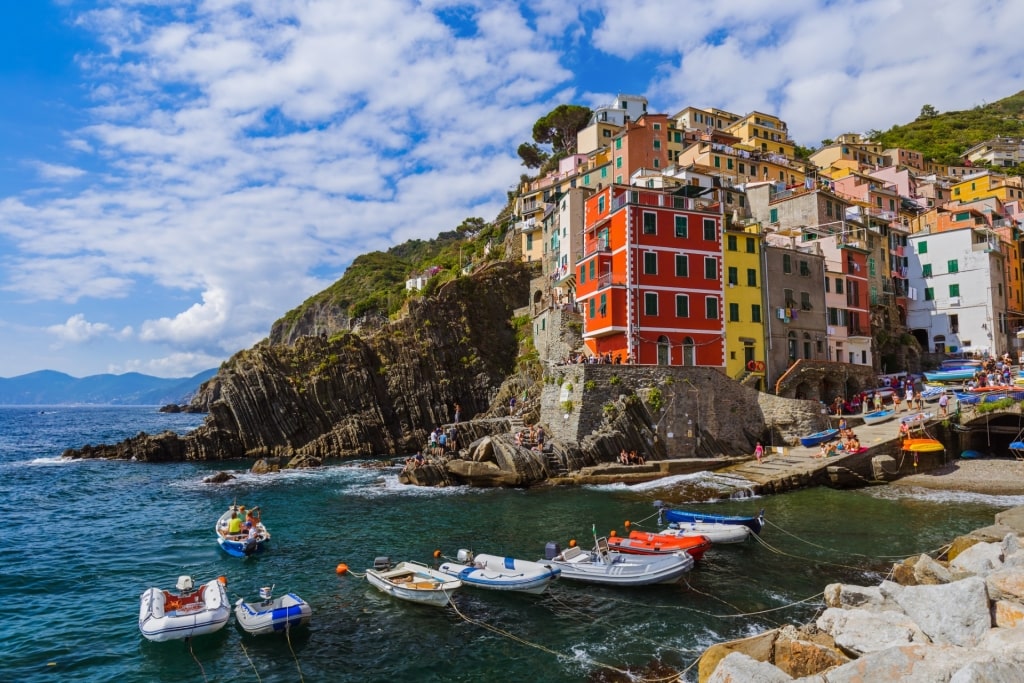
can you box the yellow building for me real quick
[809,134,886,172]
[723,220,766,386]
[724,111,795,159]
[951,171,1024,203]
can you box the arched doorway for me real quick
[682,337,695,366]
[657,335,670,365]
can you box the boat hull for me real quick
[902,438,944,453]
[216,505,270,557]
[609,532,712,560]
[862,409,895,425]
[139,579,230,642]
[365,561,461,606]
[543,545,693,586]
[234,594,312,635]
[659,522,752,544]
[799,429,839,448]
[438,553,559,594]
[924,369,975,383]
[661,508,764,535]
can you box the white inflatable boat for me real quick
[234,586,312,635]
[139,576,230,642]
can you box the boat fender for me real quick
[217,576,227,586]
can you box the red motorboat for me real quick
[606,531,712,561]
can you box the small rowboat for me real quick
[924,369,976,383]
[607,532,712,560]
[799,428,839,448]
[656,504,765,535]
[658,521,751,544]
[901,438,944,453]
[365,558,461,607]
[920,386,945,403]
[139,576,230,642]
[216,504,270,558]
[437,550,560,594]
[900,412,933,428]
[862,409,896,425]
[234,587,312,635]
[541,538,693,586]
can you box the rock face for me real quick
[64,263,532,462]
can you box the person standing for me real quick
[453,402,461,424]
[938,390,949,417]
[892,391,902,413]
[754,440,765,464]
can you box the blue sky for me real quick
[2,0,1024,378]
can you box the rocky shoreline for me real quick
[698,502,1024,682]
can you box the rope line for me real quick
[186,637,209,683]
[285,622,305,683]
[239,641,262,683]
[763,519,953,560]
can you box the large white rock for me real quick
[893,576,992,647]
[707,651,792,682]
[819,643,986,682]
[949,541,1004,576]
[815,608,928,655]
[979,624,1024,652]
[985,568,1024,601]
[823,583,893,610]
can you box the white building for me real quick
[906,227,1008,357]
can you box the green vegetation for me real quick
[609,375,621,386]
[646,387,664,413]
[584,380,596,392]
[974,397,1018,414]
[561,399,574,413]
[871,90,1024,170]
[517,104,593,169]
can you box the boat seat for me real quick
[560,546,584,560]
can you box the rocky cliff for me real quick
[63,262,532,463]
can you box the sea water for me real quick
[2,406,1022,683]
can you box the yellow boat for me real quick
[902,438,944,453]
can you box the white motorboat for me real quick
[234,586,312,635]
[437,550,560,594]
[365,558,461,607]
[139,576,230,642]
[657,521,752,544]
[541,537,693,586]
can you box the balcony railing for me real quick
[581,239,611,258]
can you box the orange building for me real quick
[575,185,725,365]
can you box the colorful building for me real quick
[575,185,725,365]
[723,220,766,384]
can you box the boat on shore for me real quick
[607,531,712,560]
[234,587,312,635]
[365,558,461,606]
[862,409,896,425]
[924,368,977,383]
[655,504,765,535]
[139,576,230,642]
[901,438,944,453]
[437,550,560,594]
[799,428,839,448]
[216,504,270,557]
[541,537,693,586]
[900,412,933,429]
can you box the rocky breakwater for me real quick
[62,262,532,465]
[699,505,1024,681]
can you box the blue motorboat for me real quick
[924,368,976,383]
[216,504,270,558]
[654,503,765,535]
[799,428,839,448]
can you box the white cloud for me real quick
[47,313,115,343]
[110,350,225,377]
[31,162,87,181]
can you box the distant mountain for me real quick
[0,369,218,405]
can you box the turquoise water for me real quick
[3,406,1023,682]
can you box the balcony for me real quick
[581,238,611,258]
[847,326,871,339]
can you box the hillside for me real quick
[0,369,217,405]
[872,90,1024,167]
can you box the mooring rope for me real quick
[763,518,953,560]
[285,622,305,683]
[186,637,209,683]
[239,641,262,683]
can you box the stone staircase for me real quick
[509,416,565,475]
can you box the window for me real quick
[800,291,811,310]
[784,287,795,306]
[600,166,608,178]
[598,196,605,213]
[918,241,928,254]
[615,138,622,150]
[644,292,658,316]
[589,298,595,318]
[947,259,958,274]
[675,254,688,277]
[674,215,688,238]
[703,218,716,241]
[746,238,756,253]
[675,294,689,317]
[706,296,718,319]
[751,304,762,323]
[579,263,586,284]
[950,314,959,333]
[727,157,734,170]
[799,260,811,277]
[922,263,932,277]
[589,261,595,280]
[643,212,657,234]
[526,234,533,249]
[729,303,740,321]
[747,268,757,286]
[616,156,622,168]
[925,287,934,301]
[782,253,792,274]
[825,277,830,293]
[727,266,738,285]
[600,293,607,316]
[653,139,661,150]
[770,208,778,223]
[727,235,737,251]
[949,283,960,297]
[643,252,657,274]
[836,278,844,294]
[583,173,590,184]
[714,156,721,168]
[704,257,717,279]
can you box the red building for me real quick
[576,185,725,365]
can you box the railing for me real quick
[581,239,611,259]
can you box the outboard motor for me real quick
[373,556,393,571]
[457,549,474,563]
[259,586,274,603]
[544,541,562,560]
[175,576,194,592]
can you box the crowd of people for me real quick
[617,448,646,465]
[562,351,631,365]
[514,423,546,452]
[815,418,861,458]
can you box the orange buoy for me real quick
[568,539,576,548]
[624,520,631,528]
[217,576,228,586]
[609,530,617,537]
[433,549,442,558]
[336,563,349,575]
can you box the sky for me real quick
[2,0,1024,379]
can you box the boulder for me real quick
[821,644,1011,683]
[995,506,1024,534]
[250,458,280,474]
[285,453,322,469]
[949,541,1004,576]
[946,535,982,561]
[911,553,953,585]
[823,583,893,609]
[815,607,928,655]
[698,629,779,683]
[1003,532,1021,556]
[993,600,1024,629]
[772,626,849,678]
[985,568,1024,601]
[706,652,792,683]
[893,577,992,647]
[203,471,235,484]
[949,658,1024,683]
[979,623,1024,652]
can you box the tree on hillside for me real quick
[532,104,592,156]
[517,142,548,169]
[456,217,486,237]
[918,104,939,119]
